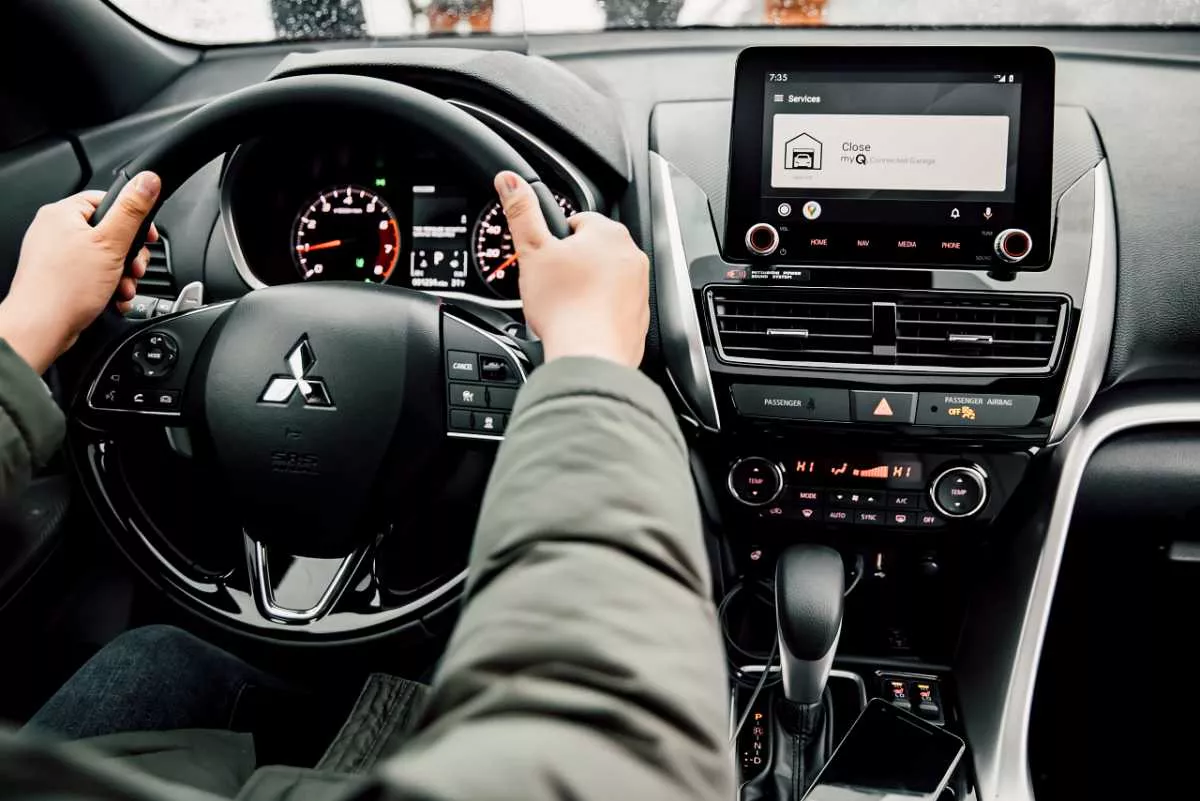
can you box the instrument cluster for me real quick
[221,126,584,306]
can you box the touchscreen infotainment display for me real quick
[726,48,1054,270]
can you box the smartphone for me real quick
[801,698,966,800]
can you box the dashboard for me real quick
[219,107,593,308]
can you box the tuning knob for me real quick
[929,465,989,519]
[994,228,1032,264]
[728,457,784,506]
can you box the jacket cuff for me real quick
[512,357,679,438]
[0,338,66,470]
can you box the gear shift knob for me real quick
[775,544,844,705]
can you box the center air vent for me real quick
[138,237,175,298]
[707,287,1067,374]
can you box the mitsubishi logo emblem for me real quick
[259,336,334,408]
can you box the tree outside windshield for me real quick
[110,0,1200,44]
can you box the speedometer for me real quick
[293,186,400,283]
[472,193,577,299]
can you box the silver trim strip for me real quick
[218,100,597,301]
[443,313,530,443]
[706,288,1069,376]
[245,534,369,624]
[968,398,1200,801]
[1049,161,1117,443]
[85,301,236,419]
[650,151,721,431]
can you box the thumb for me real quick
[97,171,161,247]
[494,171,551,253]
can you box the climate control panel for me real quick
[722,450,1025,531]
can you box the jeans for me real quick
[25,625,349,767]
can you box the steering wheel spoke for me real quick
[78,303,232,431]
[244,531,375,624]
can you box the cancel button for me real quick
[915,393,1040,427]
[731,385,851,423]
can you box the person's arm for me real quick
[377,174,732,800]
[0,173,160,497]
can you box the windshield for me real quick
[110,0,1200,44]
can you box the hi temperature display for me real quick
[788,457,924,488]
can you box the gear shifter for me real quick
[776,544,844,705]
[743,545,845,801]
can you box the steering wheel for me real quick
[69,75,568,641]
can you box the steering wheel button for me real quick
[446,351,479,381]
[449,383,486,407]
[449,409,473,431]
[150,390,181,410]
[480,356,513,382]
[473,412,506,434]
[487,387,518,410]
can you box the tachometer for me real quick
[293,186,400,283]
[472,193,577,299]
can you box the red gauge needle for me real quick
[296,239,343,254]
[487,252,519,282]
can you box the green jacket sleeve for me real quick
[376,357,733,801]
[0,338,65,498]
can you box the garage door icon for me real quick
[785,133,823,170]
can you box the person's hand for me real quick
[494,171,649,368]
[0,172,161,374]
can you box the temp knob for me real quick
[929,465,989,519]
[728,457,784,507]
[745,223,780,257]
[994,228,1032,264]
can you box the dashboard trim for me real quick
[650,151,722,432]
[218,100,598,306]
[960,393,1200,801]
[1048,161,1116,444]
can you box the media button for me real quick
[895,238,919,250]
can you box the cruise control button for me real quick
[731,385,850,423]
[449,383,486,407]
[473,412,506,434]
[446,351,479,381]
[480,356,515,383]
[851,391,917,424]
[916,393,1039,427]
[487,387,518,411]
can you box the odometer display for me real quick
[293,186,401,283]
[472,193,577,299]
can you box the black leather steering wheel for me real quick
[70,74,564,640]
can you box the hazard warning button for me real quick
[851,391,917,424]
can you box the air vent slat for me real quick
[139,238,175,298]
[708,287,1066,373]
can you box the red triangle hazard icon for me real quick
[872,397,895,417]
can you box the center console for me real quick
[650,44,1113,799]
